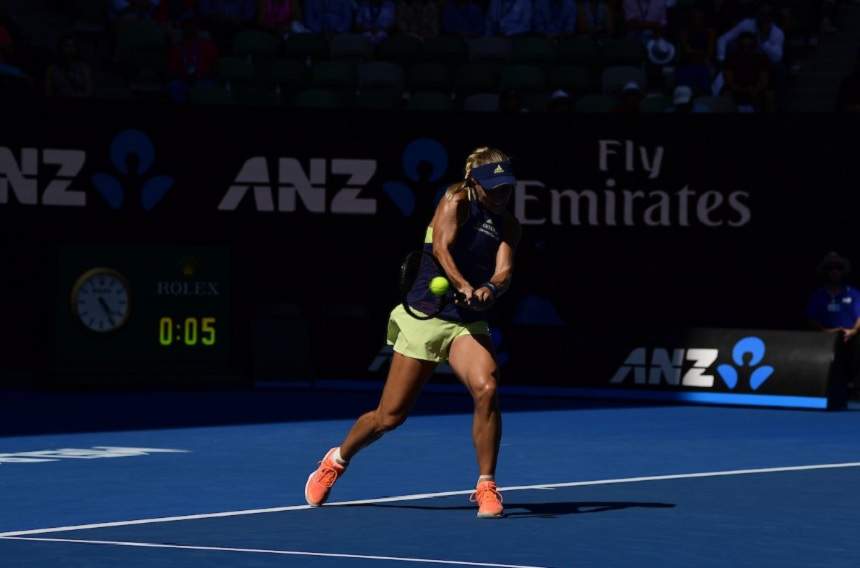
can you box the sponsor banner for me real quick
[604,329,837,407]
[0,101,854,401]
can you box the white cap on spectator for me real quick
[551,89,570,99]
[673,86,693,105]
[622,81,641,93]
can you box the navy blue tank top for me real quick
[407,198,504,323]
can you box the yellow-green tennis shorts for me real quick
[386,304,490,363]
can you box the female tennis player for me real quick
[305,147,521,518]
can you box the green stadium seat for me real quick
[524,92,550,112]
[549,65,593,96]
[354,88,403,110]
[116,20,167,74]
[292,88,348,109]
[218,57,255,85]
[557,37,600,66]
[455,63,499,95]
[283,34,328,62]
[407,91,453,111]
[265,59,308,90]
[694,96,738,113]
[463,93,500,112]
[512,36,556,64]
[233,30,281,60]
[601,65,646,94]
[408,63,450,92]
[575,94,618,112]
[421,36,467,65]
[468,37,512,62]
[376,34,422,64]
[330,34,373,61]
[639,94,672,113]
[358,62,404,90]
[238,87,282,107]
[601,38,645,66]
[189,84,234,105]
[500,65,546,93]
[311,61,357,89]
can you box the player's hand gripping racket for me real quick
[399,250,466,320]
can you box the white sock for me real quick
[332,447,348,466]
[478,475,494,483]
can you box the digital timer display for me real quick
[159,316,217,347]
[58,246,231,370]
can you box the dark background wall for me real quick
[1,100,856,387]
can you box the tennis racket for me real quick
[399,250,466,320]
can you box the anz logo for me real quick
[611,336,775,391]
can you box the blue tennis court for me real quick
[2,389,859,567]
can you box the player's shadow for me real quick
[348,501,675,518]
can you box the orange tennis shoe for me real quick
[470,480,504,518]
[304,448,346,507]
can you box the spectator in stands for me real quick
[836,53,860,112]
[45,35,94,98]
[716,3,784,65]
[441,0,485,38]
[665,85,710,112]
[258,0,306,37]
[167,16,219,102]
[112,0,160,21]
[623,0,667,42]
[155,0,198,24]
[356,0,396,45]
[613,80,643,112]
[485,0,533,37]
[547,88,572,111]
[0,25,33,98]
[675,6,714,97]
[807,252,860,397]
[0,25,26,80]
[199,0,256,51]
[576,0,613,37]
[397,0,440,40]
[534,0,578,39]
[304,0,355,34]
[722,31,769,111]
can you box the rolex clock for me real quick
[70,268,131,333]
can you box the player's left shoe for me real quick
[470,480,504,518]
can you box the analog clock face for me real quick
[71,269,131,333]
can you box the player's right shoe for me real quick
[470,480,504,518]
[304,447,346,507]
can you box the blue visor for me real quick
[470,160,516,190]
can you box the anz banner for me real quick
[601,329,837,409]
[0,101,853,408]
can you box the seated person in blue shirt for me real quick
[486,0,532,37]
[807,251,860,396]
[533,0,577,39]
[441,0,485,38]
[356,0,395,45]
[304,0,355,35]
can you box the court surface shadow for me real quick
[346,501,676,518]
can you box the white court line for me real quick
[0,537,548,568]
[1,461,859,539]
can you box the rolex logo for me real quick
[494,165,504,174]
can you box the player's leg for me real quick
[339,353,437,459]
[448,332,504,518]
[304,352,435,506]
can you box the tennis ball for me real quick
[429,276,450,297]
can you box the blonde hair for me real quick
[446,146,510,201]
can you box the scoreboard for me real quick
[57,246,231,375]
